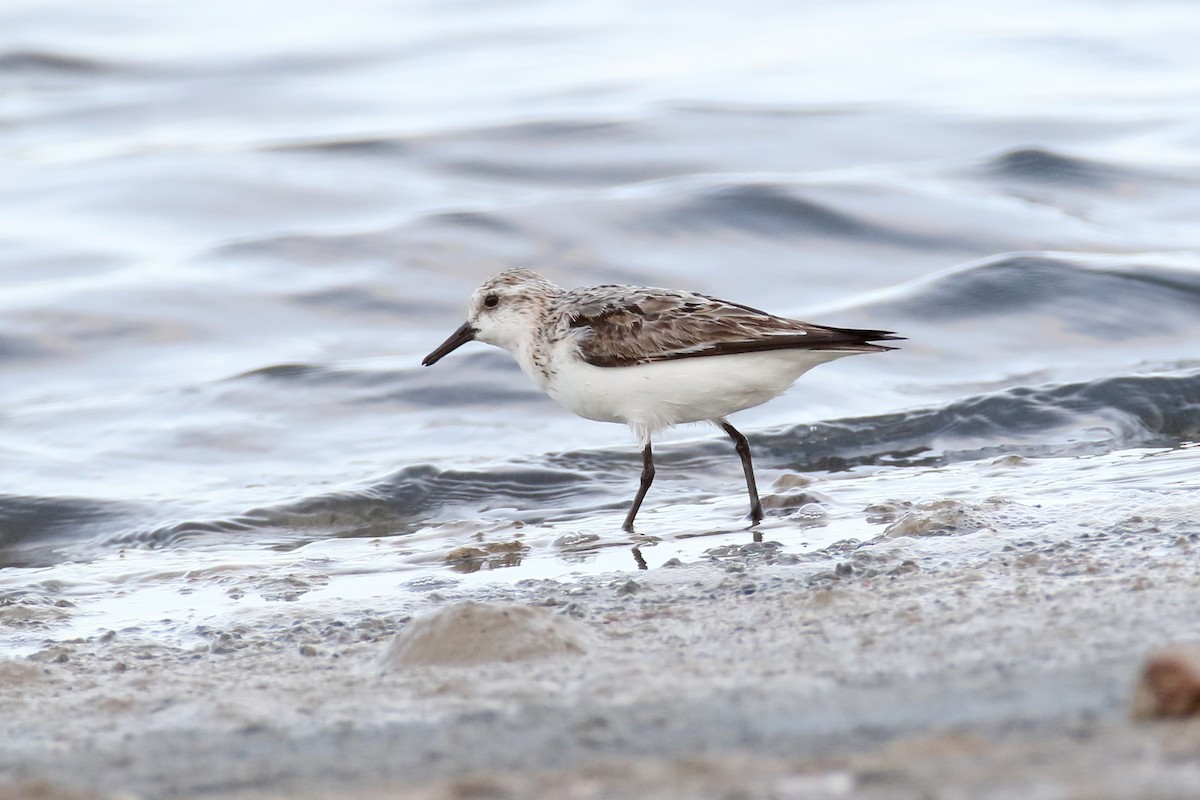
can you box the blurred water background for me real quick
[3,0,1200,652]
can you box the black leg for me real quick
[721,421,763,524]
[622,441,655,532]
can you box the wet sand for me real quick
[3,502,1199,799]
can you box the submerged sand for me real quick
[2,499,1200,799]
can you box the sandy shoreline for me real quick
[3,505,1199,799]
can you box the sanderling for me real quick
[423,269,900,531]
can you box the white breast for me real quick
[540,344,853,440]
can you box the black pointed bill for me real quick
[422,321,477,366]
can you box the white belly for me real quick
[541,348,853,440]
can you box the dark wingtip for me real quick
[863,330,905,350]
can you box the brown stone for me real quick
[1132,645,1200,719]
[380,602,592,670]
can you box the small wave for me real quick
[231,363,333,382]
[261,119,630,159]
[0,495,131,567]
[206,207,523,267]
[0,50,115,76]
[874,253,1200,334]
[226,363,412,395]
[291,286,435,317]
[206,228,402,266]
[227,353,543,407]
[473,119,633,142]
[441,157,671,186]
[266,136,408,157]
[644,183,946,248]
[119,463,599,548]
[423,211,523,235]
[377,352,555,407]
[0,334,48,362]
[753,369,1200,470]
[426,118,686,185]
[984,147,1136,188]
[366,463,595,510]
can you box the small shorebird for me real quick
[423,269,900,531]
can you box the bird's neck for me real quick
[510,316,558,391]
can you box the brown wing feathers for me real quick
[563,287,900,368]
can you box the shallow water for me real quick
[3,0,1200,654]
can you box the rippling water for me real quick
[3,0,1200,652]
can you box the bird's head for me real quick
[422,268,560,365]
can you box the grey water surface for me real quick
[3,0,1200,650]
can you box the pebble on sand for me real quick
[380,601,591,670]
[1132,645,1200,719]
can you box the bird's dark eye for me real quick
[483,293,499,308]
